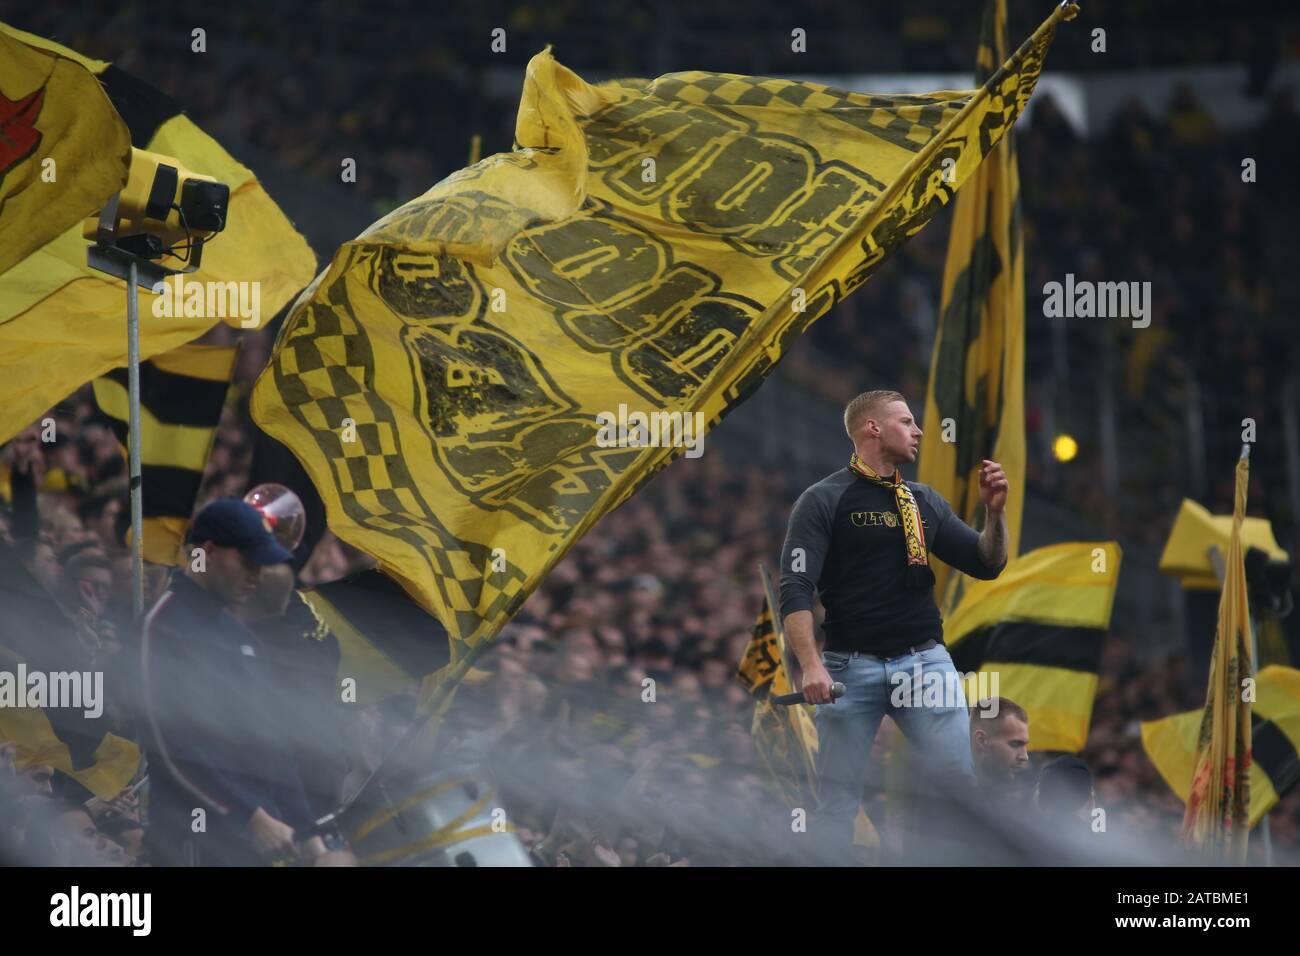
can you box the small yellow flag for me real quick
[0,27,130,276]
[1180,454,1253,861]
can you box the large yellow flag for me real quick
[1143,665,1300,830]
[946,541,1121,752]
[919,0,1027,615]
[1181,453,1253,860]
[0,23,315,445]
[253,6,1076,646]
[0,27,129,276]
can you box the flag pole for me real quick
[1239,444,1273,864]
[127,260,145,621]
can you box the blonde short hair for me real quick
[843,390,905,439]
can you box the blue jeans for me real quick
[813,642,976,854]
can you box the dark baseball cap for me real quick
[186,498,293,565]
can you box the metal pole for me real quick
[127,260,144,621]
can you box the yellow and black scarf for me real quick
[849,452,935,591]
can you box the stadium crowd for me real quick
[3,401,1298,864]
[2,1,1299,865]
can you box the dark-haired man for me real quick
[970,696,1032,807]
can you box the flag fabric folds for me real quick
[0,23,315,446]
[1159,496,1288,590]
[0,533,140,799]
[946,541,1121,752]
[299,568,453,705]
[1180,454,1253,860]
[1143,665,1300,830]
[0,26,129,276]
[0,695,140,801]
[252,6,1075,646]
[919,0,1027,615]
[91,343,239,565]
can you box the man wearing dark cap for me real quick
[141,498,324,866]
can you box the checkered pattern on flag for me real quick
[252,5,1076,646]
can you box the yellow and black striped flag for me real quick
[252,6,1076,648]
[0,22,315,446]
[1180,453,1253,860]
[0,26,129,276]
[947,541,1121,752]
[919,0,1027,615]
[91,343,239,565]
[1143,665,1299,830]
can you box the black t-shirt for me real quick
[779,467,1004,656]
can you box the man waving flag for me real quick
[252,5,1078,657]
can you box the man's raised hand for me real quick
[978,459,1009,515]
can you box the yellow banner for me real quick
[947,541,1121,752]
[920,0,1026,614]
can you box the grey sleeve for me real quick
[922,487,1005,580]
[779,486,835,618]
